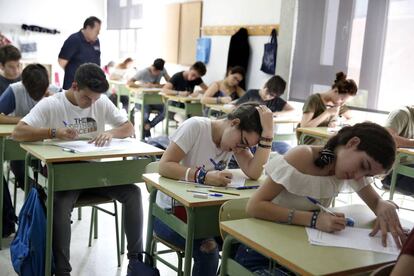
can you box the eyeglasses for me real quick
[236,129,250,149]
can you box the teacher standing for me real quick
[58,16,101,89]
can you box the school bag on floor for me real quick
[2,177,17,238]
[10,186,49,276]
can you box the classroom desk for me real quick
[272,116,300,142]
[204,104,234,118]
[296,127,333,145]
[108,80,135,118]
[220,204,410,276]
[130,87,163,140]
[161,93,203,136]
[143,171,264,276]
[0,124,26,249]
[21,141,164,276]
[389,147,414,200]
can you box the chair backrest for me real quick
[370,262,395,276]
[145,161,160,193]
[218,198,250,239]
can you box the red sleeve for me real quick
[401,229,414,256]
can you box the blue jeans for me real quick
[153,218,219,276]
[234,244,270,272]
[135,104,165,138]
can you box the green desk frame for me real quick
[143,172,261,276]
[135,92,163,140]
[389,149,414,200]
[220,205,407,276]
[164,99,203,136]
[0,125,26,250]
[21,142,162,276]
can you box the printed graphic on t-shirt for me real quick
[67,117,97,134]
[209,158,228,171]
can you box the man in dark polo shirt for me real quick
[58,16,101,89]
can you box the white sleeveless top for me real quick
[266,154,372,210]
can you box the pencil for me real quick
[208,189,240,196]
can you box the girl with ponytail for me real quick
[235,122,406,274]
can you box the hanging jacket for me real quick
[226,28,250,89]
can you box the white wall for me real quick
[0,0,106,83]
[202,0,282,89]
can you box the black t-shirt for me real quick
[0,75,21,96]
[236,89,287,112]
[169,71,203,92]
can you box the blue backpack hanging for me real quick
[10,186,48,276]
[260,28,278,75]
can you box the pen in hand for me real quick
[306,196,337,216]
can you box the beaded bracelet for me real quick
[287,209,296,224]
[310,211,319,228]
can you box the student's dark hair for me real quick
[153,58,165,71]
[83,16,101,29]
[332,72,358,96]
[0,45,21,65]
[22,64,49,101]
[74,63,109,93]
[227,102,262,135]
[314,122,396,172]
[264,75,286,97]
[227,66,245,79]
[190,61,207,76]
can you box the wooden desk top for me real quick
[143,171,264,208]
[0,124,16,136]
[20,140,164,163]
[296,127,333,139]
[160,92,202,103]
[205,104,234,114]
[221,205,410,276]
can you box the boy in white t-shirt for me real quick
[12,63,145,276]
[157,102,274,276]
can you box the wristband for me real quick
[260,136,273,142]
[196,166,207,184]
[258,143,271,149]
[310,211,319,228]
[185,168,191,182]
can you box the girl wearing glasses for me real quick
[157,102,273,276]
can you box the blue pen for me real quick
[236,185,259,190]
[306,196,336,216]
[306,196,354,227]
[63,120,69,127]
[209,193,223,197]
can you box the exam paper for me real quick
[306,227,400,255]
[227,175,246,188]
[52,138,136,153]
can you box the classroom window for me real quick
[290,0,413,112]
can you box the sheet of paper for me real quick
[227,175,246,188]
[52,138,136,153]
[306,227,400,255]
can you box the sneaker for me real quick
[126,258,159,276]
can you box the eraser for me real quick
[193,193,208,199]
[346,217,355,227]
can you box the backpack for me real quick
[2,177,17,238]
[10,186,48,276]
